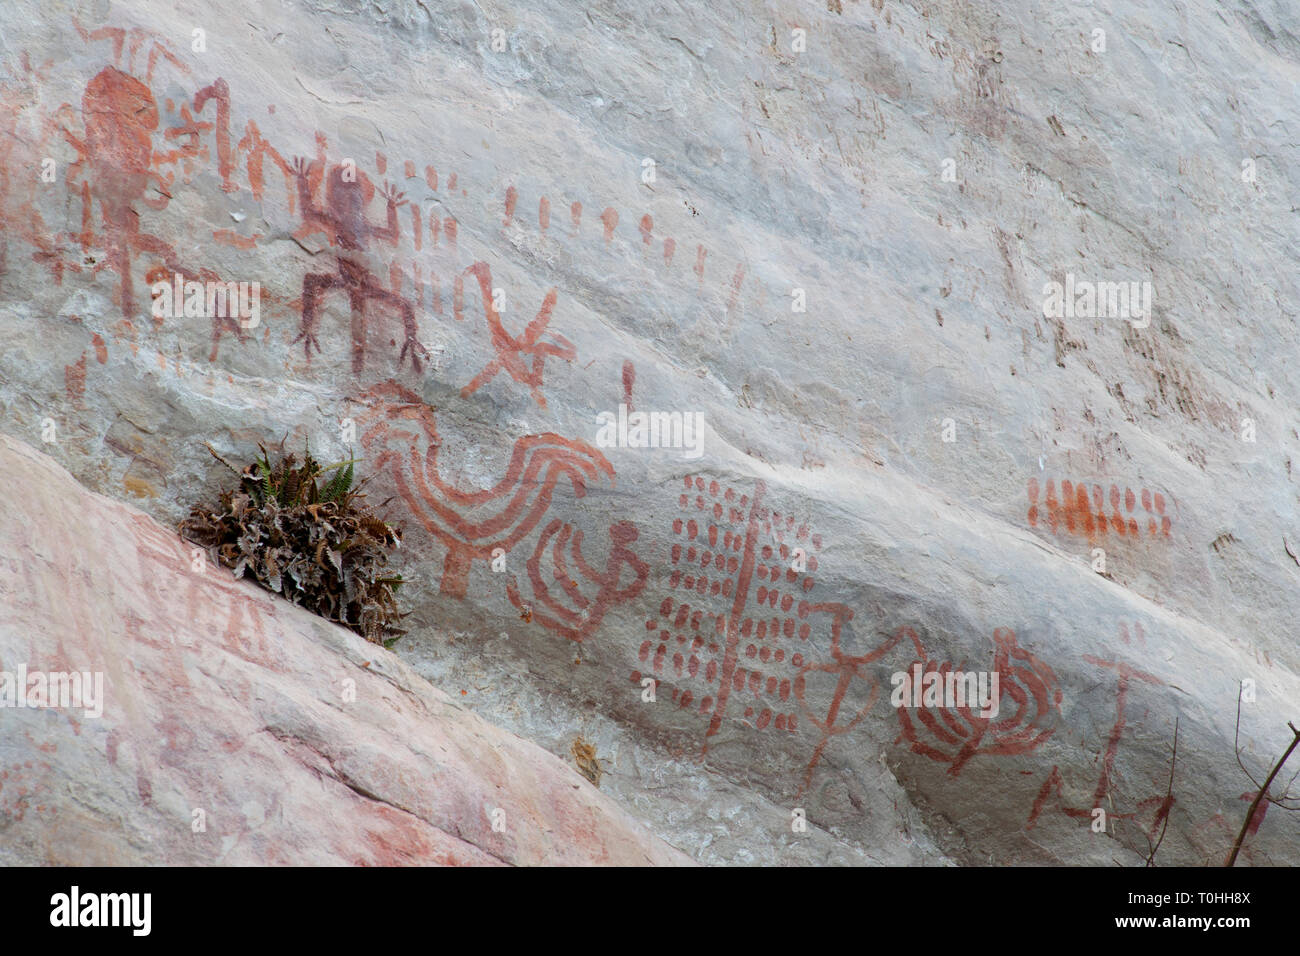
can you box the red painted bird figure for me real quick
[356,382,613,598]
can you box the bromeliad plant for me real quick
[180,442,407,646]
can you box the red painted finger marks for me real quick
[622,360,635,411]
[503,184,517,227]
[896,628,1062,777]
[355,382,614,599]
[726,265,745,313]
[506,519,648,642]
[1027,478,1172,538]
[1118,621,1146,647]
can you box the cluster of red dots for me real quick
[630,476,825,734]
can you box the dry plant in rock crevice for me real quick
[179,441,408,646]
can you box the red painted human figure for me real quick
[290,155,427,374]
[63,70,201,313]
[794,608,905,794]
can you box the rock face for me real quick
[1,0,1298,865]
[0,434,691,865]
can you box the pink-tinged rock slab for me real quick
[0,433,691,866]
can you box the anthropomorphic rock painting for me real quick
[1026,650,1166,834]
[291,152,427,374]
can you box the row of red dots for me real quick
[628,672,799,731]
[630,653,800,720]
[670,540,742,571]
[667,569,732,596]
[638,632,804,697]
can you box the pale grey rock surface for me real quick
[0,433,692,865]
[0,0,1297,864]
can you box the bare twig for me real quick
[1233,684,1264,789]
[1233,683,1300,810]
[1282,761,1300,800]
[1145,717,1178,867]
[1227,721,1300,866]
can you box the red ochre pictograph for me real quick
[456,261,576,409]
[1027,478,1172,538]
[633,475,893,789]
[7,25,778,378]
[895,627,1063,777]
[60,56,248,358]
[356,382,614,599]
[50,23,292,362]
[635,476,812,739]
[1026,641,1166,832]
[488,182,777,316]
[793,607,905,793]
[0,753,56,826]
[0,58,75,292]
[506,519,649,642]
[289,149,427,374]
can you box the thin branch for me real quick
[1284,760,1300,795]
[1227,722,1300,867]
[1268,759,1300,808]
[1233,684,1264,790]
[1145,717,1178,867]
